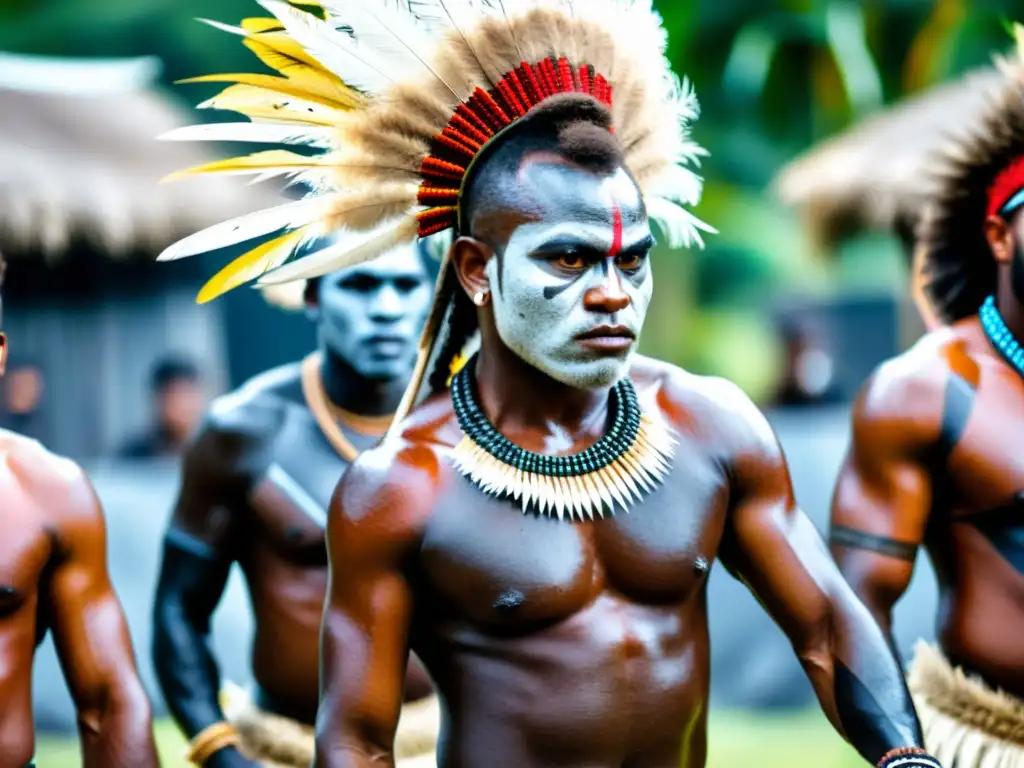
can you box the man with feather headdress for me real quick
[0,250,159,768]
[158,1,946,766]
[829,23,1024,768]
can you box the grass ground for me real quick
[34,710,867,766]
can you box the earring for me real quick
[473,290,489,306]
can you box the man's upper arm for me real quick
[166,404,273,556]
[318,442,434,756]
[47,464,146,714]
[713,381,842,651]
[829,369,939,627]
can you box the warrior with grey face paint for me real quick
[317,96,939,768]
[151,241,441,768]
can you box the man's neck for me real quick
[318,345,405,416]
[473,339,613,446]
[995,283,1024,344]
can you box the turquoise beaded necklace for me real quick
[979,295,1024,375]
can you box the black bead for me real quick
[452,355,643,481]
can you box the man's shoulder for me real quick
[202,363,303,443]
[330,434,445,553]
[630,356,766,442]
[851,329,964,450]
[2,431,95,524]
[333,397,455,533]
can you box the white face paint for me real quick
[486,186,654,390]
[313,243,432,381]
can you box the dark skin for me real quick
[152,259,434,768]
[0,428,158,768]
[315,155,929,767]
[831,208,1024,699]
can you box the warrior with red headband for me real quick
[159,1,944,766]
[830,24,1024,767]
[0,250,159,767]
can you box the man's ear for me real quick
[451,237,493,302]
[985,215,1014,265]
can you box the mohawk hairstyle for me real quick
[917,51,1024,323]
[462,93,625,236]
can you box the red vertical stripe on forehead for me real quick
[608,205,623,259]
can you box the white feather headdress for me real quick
[158,0,713,423]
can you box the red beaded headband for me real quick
[415,56,613,238]
[986,155,1024,219]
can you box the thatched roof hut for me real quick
[0,51,280,260]
[771,67,1003,255]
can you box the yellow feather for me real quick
[247,29,326,69]
[179,72,364,110]
[161,149,330,182]
[241,17,283,34]
[197,229,307,304]
[197,84,341,126]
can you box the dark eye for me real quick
[554,252,587,271]
[394,278,422,293]
[338,275,378,293]
[616,251,648,271]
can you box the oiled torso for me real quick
[923,326,1024,697]
[0,433,62,768]
[409,378,730,768]
[226,367,376,723]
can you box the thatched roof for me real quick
[0,52,282,259]
[771,67,1003,253]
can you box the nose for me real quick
[368,283,404,321]
[583,261,631,314]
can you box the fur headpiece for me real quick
[158,0,712,425]
[917,24,1024,323]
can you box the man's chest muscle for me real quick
[248,423,348,560]
[418,453,727,628]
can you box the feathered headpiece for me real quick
[158,0,712,427]
[917,23,1024,324]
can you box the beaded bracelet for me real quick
[187,721,241,766]
[877,746,942,768]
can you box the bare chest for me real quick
[416,444,728,630]
[0,480,51,620]
[246,413,351,565]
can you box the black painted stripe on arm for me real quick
[935,371,975,464]
[829,525,918,562]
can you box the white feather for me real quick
[408,0,506,83]
[156,197,329,261]
[159,122,336,147]
[648,164,704,207]
[320,0,466,101]
[646,196,716,250]
[258,0,393,94]
[257,215,418,283]
[196,18,247,36]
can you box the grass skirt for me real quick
[220,681,440,767]
[908,642,1024,768]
